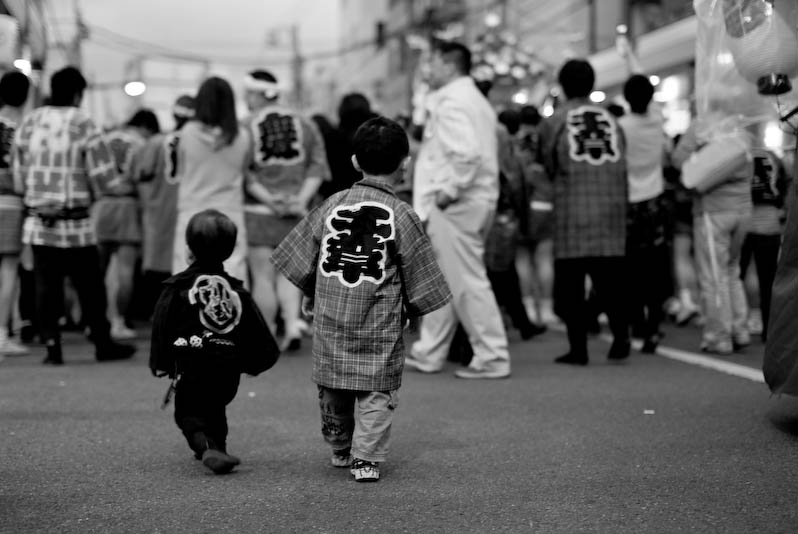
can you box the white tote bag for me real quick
[681,132,751,193]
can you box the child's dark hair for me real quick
[50,66,87,106]
[186,209,237,264]
[352,116,409,176]
[623,74,655,115]
[558,59,595,100]
[0,71,30,108]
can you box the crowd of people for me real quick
[0,39,790,480]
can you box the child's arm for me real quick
[396,208,452,317]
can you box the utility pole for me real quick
[290,24,304,109]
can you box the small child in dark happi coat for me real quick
[150,209,279,474]
[272,117,451,482]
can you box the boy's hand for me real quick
[301,295,314,318]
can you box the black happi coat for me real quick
[149,262,279,378]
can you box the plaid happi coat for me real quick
[272,177,451,391]
[539,99,628,259]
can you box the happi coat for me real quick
[538,98,628,259]
[272,177,451,391]
[150,261,279,379]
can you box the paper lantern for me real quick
[723,0,798,95]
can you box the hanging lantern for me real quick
[723,0,798,95]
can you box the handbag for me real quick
[681,131,751,193]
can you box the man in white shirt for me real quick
[406,41,510,379]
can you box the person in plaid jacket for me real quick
[14,67,136,365]
[272,117,451,482]
[538,59,631,365]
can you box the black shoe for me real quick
[554,352,588,366]
[42,343,64,365]
[95,341,136,361]
[641,334,662,354]
[20,323,36,344]
[520,323,547,340]
[202,449,238,474]
[607,339,631,361]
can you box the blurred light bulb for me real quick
[494,61,510,75]
[542,104,554,117]
[485,12,501,28]
[589,90,606,103]
[512,91,529,105]
[717,52,734,65]
[649,75,661,86]
[124,81,146,96]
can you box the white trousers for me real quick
[411,200,510,371]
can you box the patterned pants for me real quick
[318,386,398,463]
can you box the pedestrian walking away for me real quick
[272,117,451,482]
[150,209,279,475]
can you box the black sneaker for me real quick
[201,449,238,474]
[520,323,547,340]
[42,343,63,365]
[641,334,663,354]
[95,341,136,362]
[350,459,379,482]
[554,352,588,366]
[607,339,631,361]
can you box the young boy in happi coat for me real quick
[272,117,451,482]
[150,209,279,474]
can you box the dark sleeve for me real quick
[537,117,559,181]
[396,208,452,317]
[235,290,280,376]
[149,287,180,378]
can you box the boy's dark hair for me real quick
[127,109,161,135]
[186,209,238,264]
[352,116,409,176]
[623,74,655,114]
[519,105,541,126]
[50,66,87,106]
[433,40,472,75]
[0,71,30,108]
[558,59,595,100]
[498,109,521,135]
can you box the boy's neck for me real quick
[361,173,398,186]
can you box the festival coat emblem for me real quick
[566,105,620,166]
[188,274,242,334]
[319,201,396,288]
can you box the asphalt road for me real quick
[1,322,797,534]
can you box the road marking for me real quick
[548,323,765,383]
[641,342,765,384]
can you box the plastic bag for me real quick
[693,0,798,145]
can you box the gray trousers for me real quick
[694,210,751,347]
[318,386,399,463]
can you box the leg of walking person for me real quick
[695,212,736,353]
[67,246,135,360]
[589,256,631,360]
[553,258,589,364]
[32,246,65,363]
[111,243,138,339]
[0,255,27,354]
[672,232,700,325]
[248,245,279,334]
[728,214,751,348]
[277,270,303,351]
[411,201,509,376]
